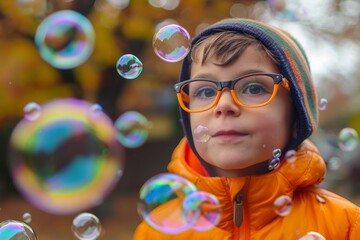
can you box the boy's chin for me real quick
[205,159,269,177]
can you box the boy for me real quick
[133,18,360,239]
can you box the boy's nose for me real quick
[213,90,241,117]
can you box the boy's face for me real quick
[189,45,294,177]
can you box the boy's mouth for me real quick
[212,130,249,141]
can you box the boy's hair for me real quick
[178,18,319,175]
[189,31,278,67]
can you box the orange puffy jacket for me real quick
[133,138,360,239]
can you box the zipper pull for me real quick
[233,191,243,227]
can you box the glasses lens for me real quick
[180,80,218,111]
[234,74,275,106]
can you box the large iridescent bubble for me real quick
[137,173,197,234]
[0,220,38,240]
[34,10,95,69]
[152,24,190,62]
[8,98,124,215]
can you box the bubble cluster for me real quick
[72,212,101,240]
[0,220,38,240]
[338,127,359,152]
[273,195,293,216]
[182,191,221,232]
[268,148,282,170]
[137,173,197,234]
[138,173,221,234]
[116,54,143,79]
[8,98,124,215]
[23,102,41,121]
[152,24,191,62]
[193,125,211,143]
[34,10,95,69]
[115,111,150,148]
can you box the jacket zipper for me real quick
[233,190,243,227]
[233,177,250,240]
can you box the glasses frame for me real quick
[174,72,290,113]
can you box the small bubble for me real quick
[298,231,326,240]
[72,212,101,240]
[327,156,341,171]
[193,125,211,143]
[338,127,359,152]
[267,0,306,21]
[273,195,293,216]
[88,104,103,118]
[23,102,41,121]
[318,98,328,111]
[115,111,149,148]
[116,54,143,79]
[268,157,280,170]
[272,148,282,158]
[22,212,32,224]
[285,150,297,163]
[153,24,190,62]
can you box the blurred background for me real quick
[1,0,360,239]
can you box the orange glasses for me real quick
[174,72,290,113]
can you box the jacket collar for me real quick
[167,138,326,231]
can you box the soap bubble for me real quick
[272,148,282,158]
[137,173,197,234]
[273,195,293,216]
[72,212,101,240]
[116,54,143,79]
[22,213,32,224]
[182,191,221,232]
[338,127,359,152]
[0,220,38,240]
[153,24,190,62]
[285,150,297,163]
[318,98,328,111]
[115,111,150,148]
[193,125,211,143]
[8,98,124,215]
[88,104,103,118]
[34,10,95,69]
[267,0,306,21]
[23,102,41,121]
[327,156,341,171]
[268,157,280,170]
[299,231,326,240]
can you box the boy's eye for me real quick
[242,83,267,95]
[195,86,217,98]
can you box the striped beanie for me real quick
[178,18,319,173]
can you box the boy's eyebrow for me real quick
[190,70,271,80]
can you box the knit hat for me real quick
[178,18,319,174]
